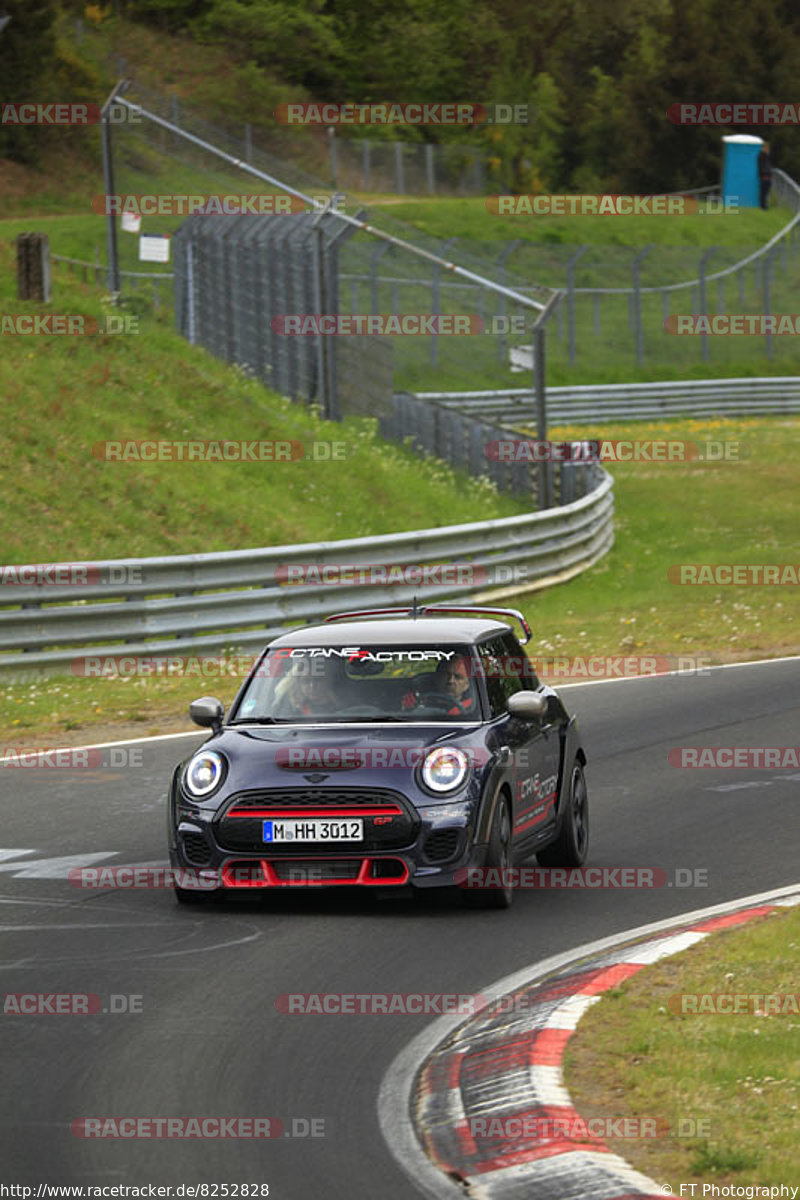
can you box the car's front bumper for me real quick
[170,784,486,890]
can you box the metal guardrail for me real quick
[415,378,800,427]
[0,477,613,671]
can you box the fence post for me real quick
[425,143,435,195]
[169,93,179,147]
[698,247,717,364]
[370,241,392,313]
[100,88,122,302]
[362,140,371,190]
[632,244,653,365]
[328,128,338,187]
[593,293,599,335]
[496,240,521,362]
[244,122,253,164]
[394,142,405,194]
[186,239,196,344]
[566,244,589,365]
[16,233,51,302]
[431,236,457,367]
[737,268,745,306]
[763,245,778,361]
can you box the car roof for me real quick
[268,617,516,648]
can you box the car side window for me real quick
[478,635,525,717]
[499,632,540,691]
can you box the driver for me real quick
[432,655,477,716]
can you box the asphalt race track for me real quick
[1,658,798,1197]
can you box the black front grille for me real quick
[226,788,406,810]
[215,788,419,853]
[181,831,212,866]
[424,828,461,863]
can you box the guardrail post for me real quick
[566,245,589,365]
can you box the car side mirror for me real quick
[189,696,224,733]
[507,691,548,721]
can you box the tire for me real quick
[537,759,589,869]
[462,796,514,910]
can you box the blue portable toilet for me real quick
[721,134,764,208]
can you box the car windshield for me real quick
[232,645,482,723]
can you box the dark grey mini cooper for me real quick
[167,605,589,909]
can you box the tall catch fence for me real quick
[101,82,564,506]
[83,81,800,411]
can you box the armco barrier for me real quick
[415,376,800,427]
[0,473,613,671]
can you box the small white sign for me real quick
[139,235,170,263]
[121,211,142,234]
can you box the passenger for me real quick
[278,663,342,717]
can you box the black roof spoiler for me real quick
[323,604,532,645]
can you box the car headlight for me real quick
[421,747,470,793]
[182,750,226,798]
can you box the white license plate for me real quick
[262,818,364,843]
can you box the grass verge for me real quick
[564,905,800,1189]
[1,415,797,746]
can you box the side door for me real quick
[496,632,561,853]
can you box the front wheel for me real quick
[462,797,513,910]
[537,759,589,868]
